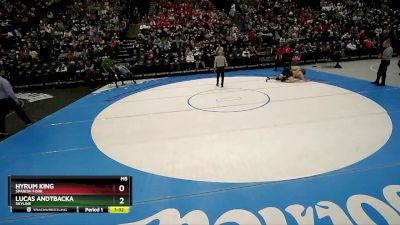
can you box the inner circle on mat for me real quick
[188,88,270,112]
[91,76,392,183]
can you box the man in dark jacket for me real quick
[0,74,32,137]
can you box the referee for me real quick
[214,51,228,87]
[372,39,393,86]
[0,74,32,137]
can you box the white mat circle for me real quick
[92,76,392,183]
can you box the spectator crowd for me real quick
[1,0,399,87]
[0,0,140,87]
[132,0,399,72]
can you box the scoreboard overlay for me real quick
[8,176,131,213]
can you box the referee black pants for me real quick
[216,67,225,86]
[375,60,390,85]
[0,98,32,133]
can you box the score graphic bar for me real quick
[11,206,130,213]
[8,176,132,213]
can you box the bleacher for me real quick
[1,0,399,88]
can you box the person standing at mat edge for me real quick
[214,51,228,87]
[0,74,33,138]
[372,39,393,86]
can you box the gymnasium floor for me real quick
[0,59,400,225]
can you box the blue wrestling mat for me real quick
[0,68,399,225]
